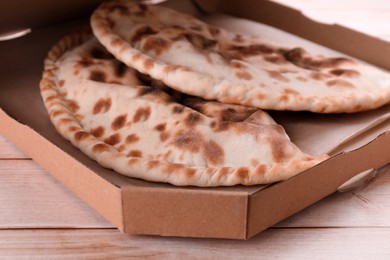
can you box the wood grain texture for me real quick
[0,160,112,229]
[0,228,389,259]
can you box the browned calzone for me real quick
[39,30,327,186]
[91,0,390,113]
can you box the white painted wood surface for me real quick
[1,0,390,258]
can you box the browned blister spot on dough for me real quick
[77,57,95,67]
[310,72,330,81]
[330,69,360,78]
[327,57,356,67]
[236,167,249,180]
[172,105,184,113]
[110,38,124,48]
[185,112,202,127]
[172,130,202,153]
[235,71,252,80]
[186,168,196,178]
[213,121,230,132]
[132,53,142,62]
[270,137,287,163]
[147,160,159,169]
[93,98,112,114]
[127,158,140,166]
[160,131,170,142]
[74,114,84,122]
[154,123,166,132]
[118,145,126,152]
[296,76,307,82]
[185,33,217,50]
[251,159,259,167]
[133,106,151,123]
[74,131,89,141]
[58,118,73,126]
[256,93,267,100]
[255,164,267,176]
[265,70,290,83]
[128,150,142,158]
[264,54,286,64]
[67,126,79,132]
[229,61,246,69]
[104,133,121,146]
[68,100,79,112]
[279,95,289,102]
[126,134,140,144]
[218,167,230,179]
[111,114,127,131]
[353,104,363,111]
[143,59,155,70]
[45,95,59,103]
[326,79,355,89]
[89,70,107,82]
[203,140,224,166]
[143,37,171,56]
[229,44,274,56]
[163,163,186,174]
[91,126,105,138]
[130,25,158,43]
[163,65,192,74]
[58,80,65,87]
[284,88,300,96]
[285,48,356,70]
[92,143,111,153]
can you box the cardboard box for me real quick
[1,0,390,239]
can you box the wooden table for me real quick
[1,0,390,258]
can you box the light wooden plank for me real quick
[0,160,112,229]
[0,228,389,259]
[0,133,27,158]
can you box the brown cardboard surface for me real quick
[248,132,390,237]
[122,187,249,239]
[1,0,390,239]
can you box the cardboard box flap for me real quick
[248,131,390,238]
[121,186,250,239]
[195,0,390,71]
